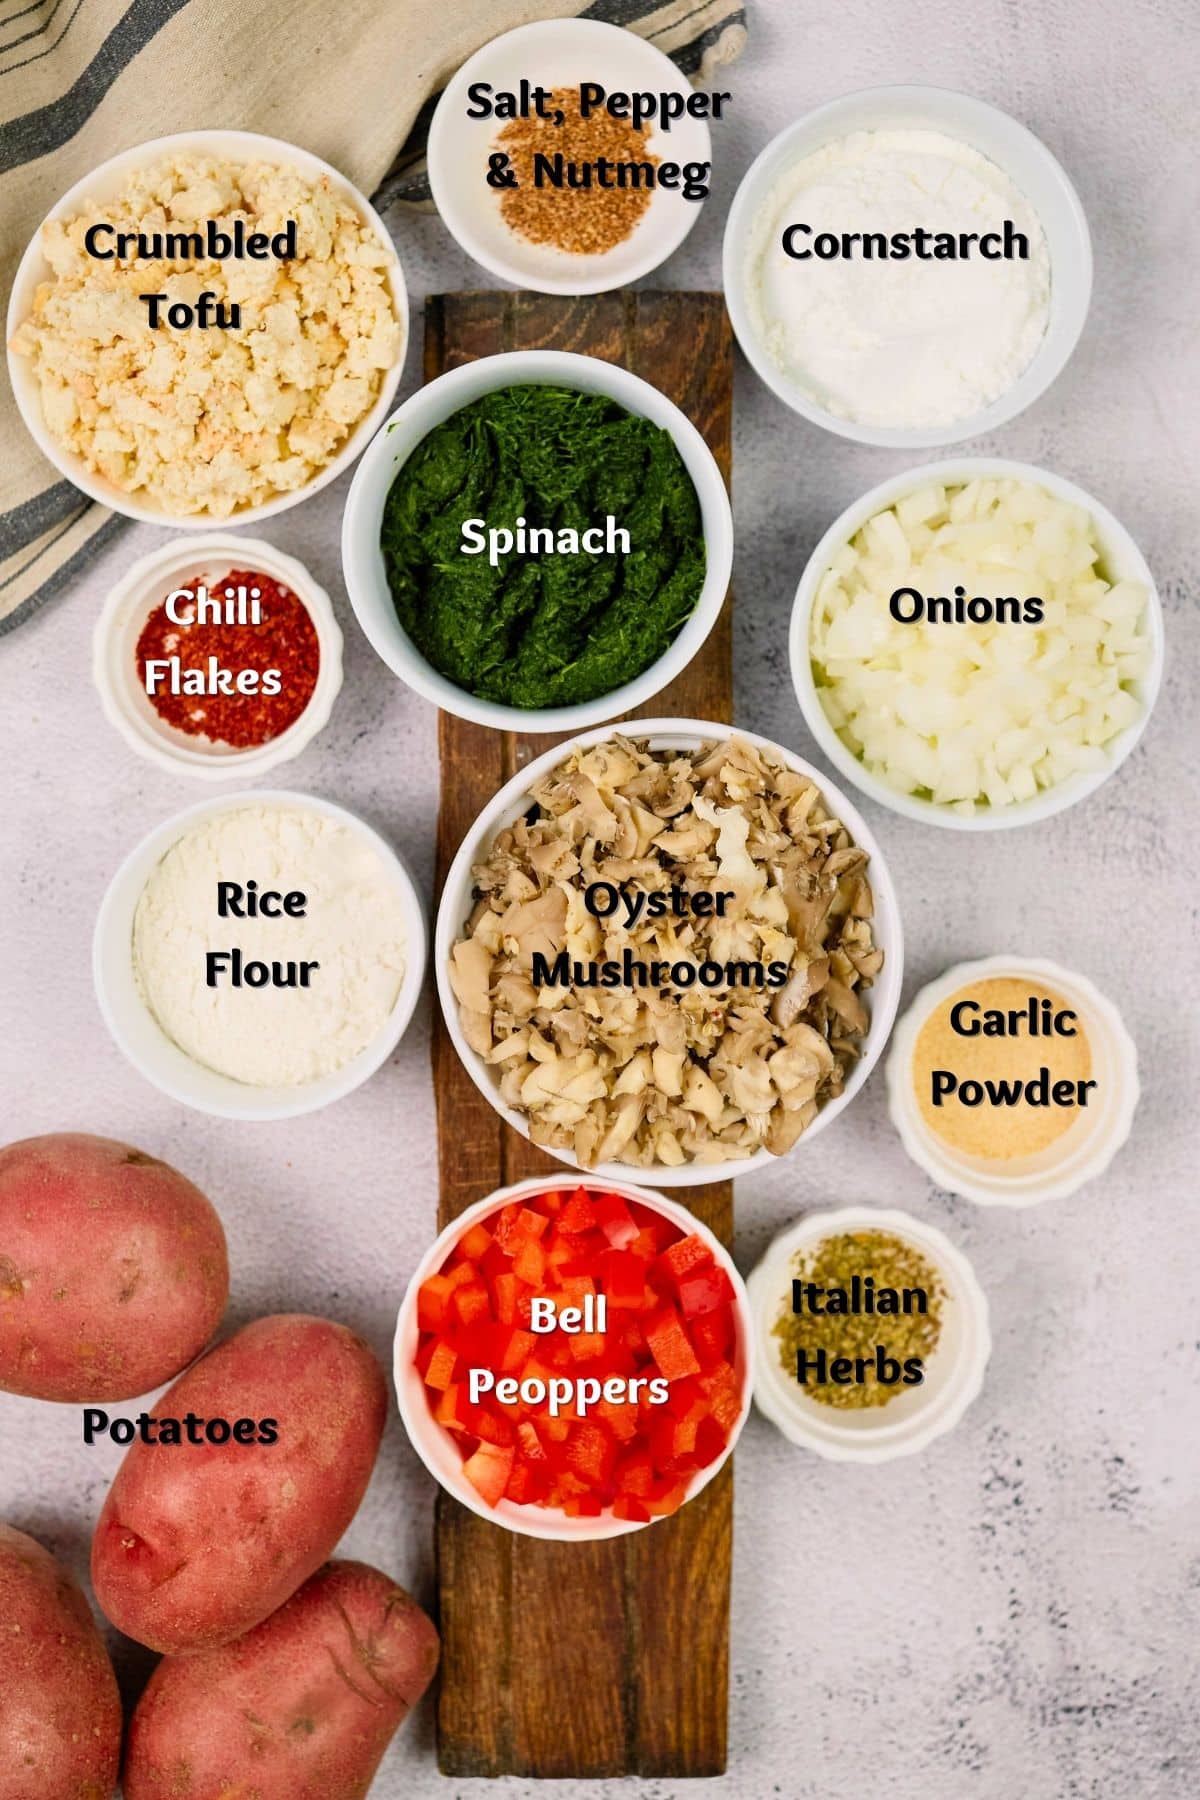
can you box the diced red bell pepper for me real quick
[500,1327,535,1373]
[451,1279,491,1328]
[629,1227,661,1262]
[646,1479,688,1517]
[563,1493,603,1517]
[690,1304,734,1368]
[512,1238,546,1286]
[645,1306,701,1381]
[600,1249,646,1309]
[474,1409,516,1448]
[492,1272,519,1325]
[559,1187,598,1235]
[463,1441,515,1507]
[593,1192,638,1248]
[565,1420,616,1487]
[567,1332,606,1363]
[458,1221,494,1262]
[491,1203,524,1252]
[424,1339,458,1392]
[657,1233,714,1286]
[612,1496,651,1523]
[614,1451,654,1497]
[417,1273,454,1333]
[678,1265,734,1318]
[558,1273,597,1308]
[693,1415,728,1468]
[665,1376,704,1419]
[697,1361,742,1432]
[435,1383,474,1433]
[597,1397,639,1444]
[505,1459,546,1505]
[517,1420,548,1463]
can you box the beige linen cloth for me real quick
[0,0,745,636]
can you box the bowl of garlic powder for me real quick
[885,955,1139,1206]
[723,86,1091,447]
[94,791,427,1119]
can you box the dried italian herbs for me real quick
[773,1229,944,1409]
[380,383,706,709]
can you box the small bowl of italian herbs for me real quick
[341,349,732,732]
[747,1206,991,1462]
[93,534,343,779]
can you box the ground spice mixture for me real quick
[912,977,1093,1160]
[496,86,660,254]
[773,1230,944,1410]
[135,568,319,748]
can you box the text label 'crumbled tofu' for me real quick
[10,152,402,517]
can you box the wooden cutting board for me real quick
[430,289,734,1779]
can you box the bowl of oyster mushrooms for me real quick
[436,720,904,1186]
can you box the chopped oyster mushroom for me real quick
[450,735,883,1169]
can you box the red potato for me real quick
[0,1523,121,1800]
[92,1313,387,1655]
[0,1133,228,1402]
[123,1560,439,1800]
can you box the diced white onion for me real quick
[809,479,1151,813]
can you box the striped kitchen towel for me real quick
[0,0,746,638]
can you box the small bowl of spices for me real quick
[343,351,732,733]
[93,534,343,778]
[747,1206,991,1463]
[427,18,714,295]
[886,955,1139,1206]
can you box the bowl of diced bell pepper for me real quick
[394,1175,753,1540]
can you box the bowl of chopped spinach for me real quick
[341,350,732,730]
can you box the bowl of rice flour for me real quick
[724,86,1091,448]
[94,791,426,1118]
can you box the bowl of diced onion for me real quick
[789,459,1164,830]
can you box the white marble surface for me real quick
[2,2,1198,1795]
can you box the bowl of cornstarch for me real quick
[94,791,426,1119]
[724,85,1092,447]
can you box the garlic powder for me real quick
[132,805,407,1087]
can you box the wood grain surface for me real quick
[429,290,734,1779]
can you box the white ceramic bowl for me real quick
[427,18,711,295]
[790,457,1165,832]
[7,130,408,527]
[747,1205,991,1462]
[723,85,1091,448]
[886,955,1139,1207]
[394,1174,752,1540]
[342,351,732,732]
[435,718,904,1186]
[94,790,426,1120]
[92,534,343,779]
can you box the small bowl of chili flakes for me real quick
[93,533,343,779]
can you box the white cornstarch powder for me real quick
[748,128,1051,429]
[133,804,408,1087]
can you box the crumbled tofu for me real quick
[10,153,402,516]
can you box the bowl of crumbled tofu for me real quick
[7,130,408,527]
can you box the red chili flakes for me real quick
[135,567,320,749]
